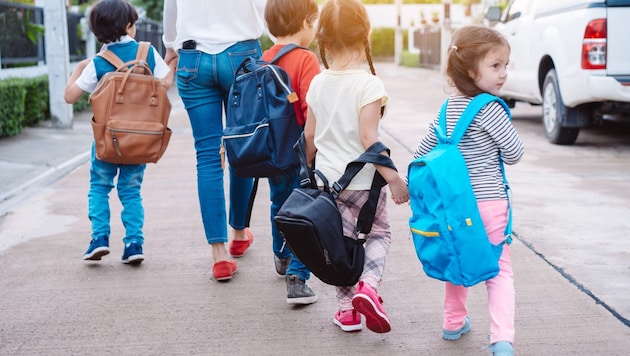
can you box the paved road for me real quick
[1,63,629,355]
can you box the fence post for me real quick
[44,0,73,128]
[440,0,452,72]
[394,0,403,65]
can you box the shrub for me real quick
[22,76,49,126]
[0,79,26,137]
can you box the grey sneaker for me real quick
[274,255,291,276]
[286,274,317,305]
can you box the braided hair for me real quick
[316,0,376,76]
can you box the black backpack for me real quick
[274,135,397,286]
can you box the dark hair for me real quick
[446,25,510,97]
[316,0,376,76]
[89,0,138,44]
[265,0,318,37]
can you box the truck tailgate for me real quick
[606,5,630,75]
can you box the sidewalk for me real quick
[1,63,629,355]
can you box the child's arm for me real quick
[64,58,91,104]
[161,60,176,89]
[153,47,176,90]
[359,100,409,205]
[304,106,317,167]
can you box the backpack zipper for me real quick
[108,127,163,135]
[223,122,269,139]
[109,128,162,157]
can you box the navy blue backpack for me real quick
[408,93,513,287]
[223,45,304,178]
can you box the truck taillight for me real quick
[582,19,607,70]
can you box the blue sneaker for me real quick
[122,242,144,265]
[489,341,514,356]
[442,316,471,340]
[83,236,110,261]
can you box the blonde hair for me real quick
[315,0,376,75]
[446,25,510,96]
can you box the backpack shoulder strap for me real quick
[136,41,150,61]
[270,44,307,64]
[132,41,152,74]
[96,41,152,72]
[332,142,396,195]
[334,142,397,234]
[446,93,507,144]
[97,50,125,70]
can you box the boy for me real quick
[262,0,321,304]
[64,0,173,265]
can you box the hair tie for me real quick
[450,45,458,51]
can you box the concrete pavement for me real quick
[1,63,629,355]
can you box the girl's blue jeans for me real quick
[88,143,145,245]
[269,167,310,280]
[175,40,261,244]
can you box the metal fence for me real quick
[0,1,44,66]
[136,19,165,57]
[0,2,164,68]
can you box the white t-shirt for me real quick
[75,36,171,93]
[306,69,388,190]
[162,0,267,54]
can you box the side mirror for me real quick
[485,6,502,22]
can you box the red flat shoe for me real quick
[212,260,238,281]
[229,228,254,257]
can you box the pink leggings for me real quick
[443,199,515,344]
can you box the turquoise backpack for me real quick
[408,93,512,287]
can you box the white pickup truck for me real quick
[486,0,630,144]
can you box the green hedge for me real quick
[0,79,26,137]
[22,76,50,126]
[0,76,89,138]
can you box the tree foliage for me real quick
[131,0,163,20]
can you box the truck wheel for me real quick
[542,69,580,145]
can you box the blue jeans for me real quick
[175,40,260,244]
[88,143,145,245]
[269,167,311,280]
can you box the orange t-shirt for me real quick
[262,44,321,126]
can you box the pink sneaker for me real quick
[351,281,391,333]
[333,309,362,332]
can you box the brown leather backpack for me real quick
[89,41,172,165]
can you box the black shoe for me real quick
[286,274,317,305]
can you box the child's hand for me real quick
[389,176,409,205]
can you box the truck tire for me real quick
[542,69,580,145]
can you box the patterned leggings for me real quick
[334,188,391,310]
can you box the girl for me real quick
[304,0,409,334]
[412,26,524,355]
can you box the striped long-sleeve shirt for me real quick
[413,95,525,201]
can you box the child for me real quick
[262,0,320,305]
[304,0,409,333]
[64,0,172,265]
[412,25,524,355]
